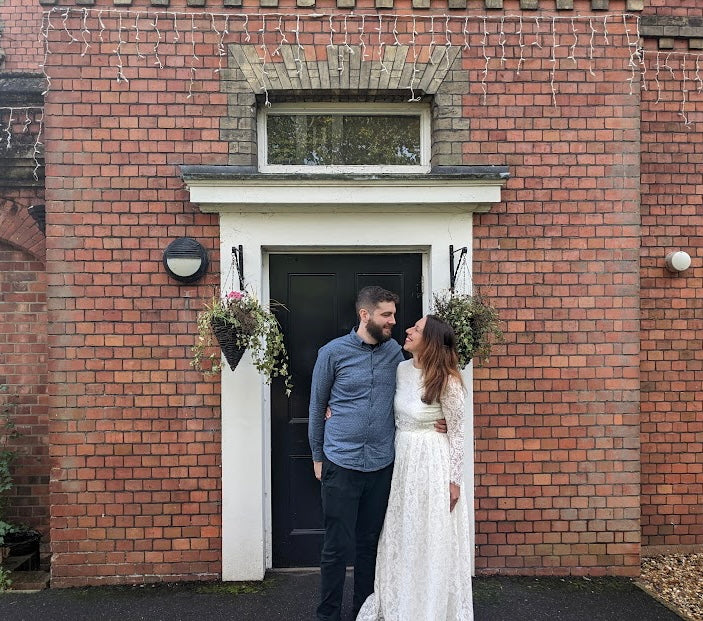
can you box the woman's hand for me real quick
[450,482,460,512]
[434,418,447,433]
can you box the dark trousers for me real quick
[317,456,393,621]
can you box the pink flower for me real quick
[227,291,244,301]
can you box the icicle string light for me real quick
[550,16,559,107]
[36,9,700,123]
[568,17,578,65]
[588,17,596,77]
[533,16,542,49]
[39,11,53,95]
[444,14,453,71]
[481,15,489,105]
[428,16,436,66]
[62,8,79,44]
[377,15,388,73]
[187,13,198,98]
[409,15,420,102]
[152,13,163,69]
[1,106,45,181]
[81,8,91,56]
[33,108,44,182]
[293,14,303,75]
[135,12,145,60]
[115,11,128,83]
[680,54,690,126]
[498,16,506,67]
[4,108,13,151]
[517,15,524,75]
[258,14,270,106]
[173,11,180,43]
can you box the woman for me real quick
[356,314,473,621]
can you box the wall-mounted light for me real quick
[665,251,691,274]
[163,237,209,283]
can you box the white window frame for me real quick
[258,102,432,174]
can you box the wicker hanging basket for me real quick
[210,317,247,371]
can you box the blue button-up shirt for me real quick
[309,328,404,472]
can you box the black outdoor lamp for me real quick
[162,237,209,283]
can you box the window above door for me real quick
[258,103,431,174]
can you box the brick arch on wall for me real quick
[0,196,49,553]
[0,197,45,263]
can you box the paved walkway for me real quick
[0,569,683,621]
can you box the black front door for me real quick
[270,253,423,567]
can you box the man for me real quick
[309,285,402,621]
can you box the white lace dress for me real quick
[356,359,473,621]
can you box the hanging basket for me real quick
[210,317,247,371]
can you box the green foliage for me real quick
[431,290,505,368]
[191,290,293,396]
[0,566,11,591]
[0,385,19,578]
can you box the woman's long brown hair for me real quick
[418,314,464,404]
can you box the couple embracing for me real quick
[309,286,473,621]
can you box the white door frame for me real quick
[187,176,505,580]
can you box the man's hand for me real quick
[434,418,448,434]
[313,461,322,481]
[450,482,460,512]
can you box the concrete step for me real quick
[6,570,50,592]
[2,553,33,572]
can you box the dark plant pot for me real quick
[211,318,247,371]
[4,529,41,569]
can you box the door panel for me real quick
[270,253,422,567]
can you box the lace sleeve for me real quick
[440,376,465,486]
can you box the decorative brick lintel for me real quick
[641,17,703,47]
[30,0,646,10]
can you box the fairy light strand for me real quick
[33,10,697,123]
[134,12,145,60]
[550,16,559,107]
[1,106,45,181]
[81,8,91,57]
[481,16,489,105]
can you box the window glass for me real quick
[267,114,422,166]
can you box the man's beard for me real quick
[367,317,392,343]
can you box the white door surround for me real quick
[183,167,507,580]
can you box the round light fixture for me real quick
[665,251,692,274]
[163,237,209,283]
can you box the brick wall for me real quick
[640,29,703,552]
[0,0,44,72]
[37,0,651,584]
[0,191,49,551]
[469,16,642,575]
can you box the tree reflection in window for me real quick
[267,114,421,166]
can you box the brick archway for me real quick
[0,196,45,263]
[0,195,49,554]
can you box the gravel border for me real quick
[638,554,703,621]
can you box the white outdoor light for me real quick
[665,251,692,274]
[163,237,209,283]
